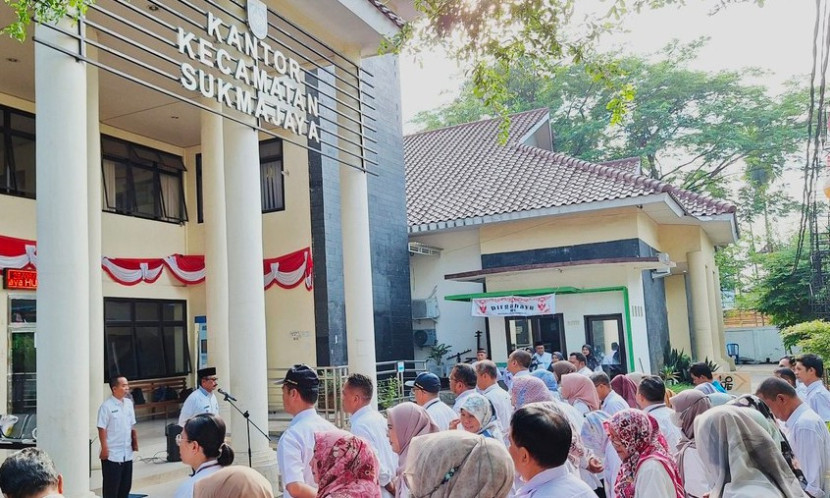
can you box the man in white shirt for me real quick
[569,352,594,376]
[0,448,65,498]
[475,360,513,436]
[276,364,336,498]
[407,372,456,430]
[342,373,398,498]
[509,405,595,497]
[795,354,830,423]
[530,343,553,372]
[758,376,830,498]
[507,350,533,390]
[636,375,682,452]
[590,372,628,415]
[97,375,138,498]
[178,367,220,427]
[780,356,808,397]
[449,364,478,429]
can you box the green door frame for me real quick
[445,286,635,372]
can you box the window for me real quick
[104,298,191,381]
[0,106,36,199]
[101,135,188,223]
[194,138,284,223]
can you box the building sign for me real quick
[714,372,751,394]
[177,11,321,142]
[472,294,555,317]
[3,269,37,290]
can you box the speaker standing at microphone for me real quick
[178,367,220,427]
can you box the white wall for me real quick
[409,229,487,364]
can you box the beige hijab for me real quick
[193,465,274,498]
[404,431,513,498]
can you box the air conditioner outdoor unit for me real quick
[413,329,437,348]
[412,297,440,320]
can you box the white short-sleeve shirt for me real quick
[644,404,682,453]
[602,391,630,415]
[784,403,830,498]
[97,396,136,463]
[349,405,398,498]
[277,408,336,497]
[178,387,219,427]
[634,459,676,498]
[173,460,222,498]
[804,380,830,423]
[423,397,457,431]
[514,465,596,497]
[481,383,513,435]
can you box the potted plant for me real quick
[426,343,452,378]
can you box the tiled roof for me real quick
[366,0,406,28]
[599,157,642,175]
[404,109,736,229]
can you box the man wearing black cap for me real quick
[276,364,335,498]
[405,372,456,430]
[178,367,220,427]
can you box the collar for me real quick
[350,404,373,423]
[644,403,666,413]
[785,402,810,428]
[110,395,126,405]
[602,391,620,406]
[482,384,502,395]
[514,370,530,378]
[290,407,318,426]
[193,460,220,476]
[518,465,570,490]
[455,389,474,402]
[423,397,441,409]
[198,386,211,396]
[805,379,827,392]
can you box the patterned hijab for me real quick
[312,430,380,498]
[695,405,806,498]
[551,361,577,382]
[530,369,558,392]
[387,402,439,498]
[526,401,586,468]
[459,392,503,441]
[560,373,601,411]
[604,409,684,498]
[727,394,808,491]
[611,374,639,408]
[511,376,553,410]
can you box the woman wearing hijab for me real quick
[404,431,514,498]
[727,395,808,492]
[610,375,639,408]
[175,413,235,498]
[311,430,380,498]
[387,402,439,498]
[670,389,712,498]
[193,466,273,498]
[582,411,622,498]
[560,373,601,415]
[625,372,645,387]
[530,369,558,393]
[694,405,807,498]
[583,345,601,371]
[511,375,553,411]
[458,392,504,442]
[604,409,685,498]
[550,360,577,383]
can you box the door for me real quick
[8,297,36,414]
[504,314,565,354]
[585,314,626,377]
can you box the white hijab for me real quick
[694,406,806,498]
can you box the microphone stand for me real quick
[220,391,272,467]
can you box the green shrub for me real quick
[782,320,830,360]
[669,382,695,394]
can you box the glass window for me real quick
[101,136,188,224]
[0,106,37,199]
[104,299,191,380]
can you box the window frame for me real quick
[103,298,192,381]
[0,105,37,199]
[101,135,188,224]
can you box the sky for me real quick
[399,0,816,132]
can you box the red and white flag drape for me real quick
[0,234,311,290]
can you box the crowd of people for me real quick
[3,350,830,498]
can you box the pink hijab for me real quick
[312,430,380,498]
[387,402,438,497]
[604,409,684,498]
[559,373,600,411]
[611,374,639,408]
[510,376,553,410]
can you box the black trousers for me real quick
[101,459,133,498]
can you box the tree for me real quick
[412,42,808,196]
[752,244,816,328]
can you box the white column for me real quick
[35,21,94,498]
[201,106,233,429]
[86,32,105,451]
[223,119,276,481]
[688,250,714,362]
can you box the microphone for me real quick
[217,388,237,402]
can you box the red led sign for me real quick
[3,269,37,290]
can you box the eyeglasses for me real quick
[175,434,193,446]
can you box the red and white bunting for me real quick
[102,258,165,286]
[163,254,206,285]
[471,294,556,317]
[0,234,37,270]
[263,247,313,291]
